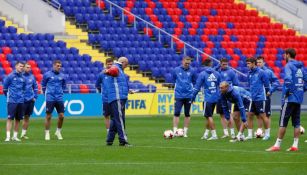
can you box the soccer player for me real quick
[266,48,307,152]
[171,56,197,137]
[3,61,26,141]
[21,63,38,139]
[192,58,221,140]
[256,56,280,137]
[219,81,251,141]
[215,58,239,138]
[105,57,131,146]
[246,57,270,140]
[96,58,114,134]
[42,60,66,140]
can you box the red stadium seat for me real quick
[2,47,12,54]
[4,67,12,74]
[80,84,89,94]
[0,85,3,94]
[35,74,43,82]
[0,53,5,61]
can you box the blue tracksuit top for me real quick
[261,66,280,94]
[221,86,251,122]
[41,70,66,102]
[193,66,221,103]
[172,66,197,99]
[23,72,38,102]
[282,60,307,104]
[215,66,239,86]
[247,67,270,101]
[3,70,26,103]
[104,62,129,103]
[95,70,111,103]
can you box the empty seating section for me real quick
[0,14,155,93]
[51,0,307,89]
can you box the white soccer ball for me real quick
[300,126,305,135]
[175,128,184,137]
[163,130,174,139]
[255,128,264,138]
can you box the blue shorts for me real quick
[7,103,24,120]
[174,98,192,117]
[234,98,252,112]
[103,102,111,117]
[216,100,232,115]
[279,102,301,128]
[46,101,65,114]
[203,102,216,118]
[24,100,35,116]
[250,100,265,115]
[264,98,271,117]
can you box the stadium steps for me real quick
[63,21,168,91]
[0,16,27,34]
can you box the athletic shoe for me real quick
[231,134,236,139]
[245,135,253,140]
[183,134,188,138]
[221,134,229,139]
[201,135,208,140]
[45,132,50,141]
[207,136,218,141]
[286,146,298,152]
[265,146,280,152]
[4,137,10,142]
[262,136,270,141]
[119,142,132,147]
[21,135,29,140]
[305,140,307,143]
[106,142,113,146]
[55,131,63,140]
[11,137,21,142]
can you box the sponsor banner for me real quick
[0,93,205,118]
[0,94,102,118]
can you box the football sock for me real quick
[230,128,235,135]
[293,138,299,148]
[248,129,253,137]
[183,127,188,135]
[173,127,177,134]
[204,129,210,136]
[211,130,217,137]
[21,129,27,136]
[6,131,10,139]
[265,128,270,137]
[13,131,18,138]
[56,128,61,133]
[237,132,242,137]
[223,129,229,135]
[274,138,282,147]
[45,130,50,134]
[107,129,109,133]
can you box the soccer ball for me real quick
[106,66,119,77]
[163,130,174,139]
[300,126,305,135]
[255,128,264,138]
[175,128,184,137]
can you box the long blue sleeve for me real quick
[232,71,239,86]
[221,95,230,120]
[235,94,247,122]
[283,64,292,94]
[3,75,10,96]
[261,71,270,93]
[269,71,280,93]
[33,79,38,99]
[304,69,307,92]
[41,73,48,94]
[192,72,205,99]
[95,74,102,93]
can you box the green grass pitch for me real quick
[0,113,307,175]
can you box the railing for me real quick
[102,0,247,77]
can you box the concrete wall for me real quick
[243,0,305,33]
[0,0,65,33]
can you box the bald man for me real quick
[219,81,251,141]
[104,57,131,146]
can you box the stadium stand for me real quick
[46,0,306,89]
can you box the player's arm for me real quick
[33,77,39,99]
[261,71,270,95]
[221,95,230,120]
[270,71,280,94]
[95,74,102,93]
[304,69,307,92]
[3,75,11,96]
[232,71,239,86]
[41,73,48,94]
[192,73,205,101]
[283,65,293,95]
[235,95,247,123]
